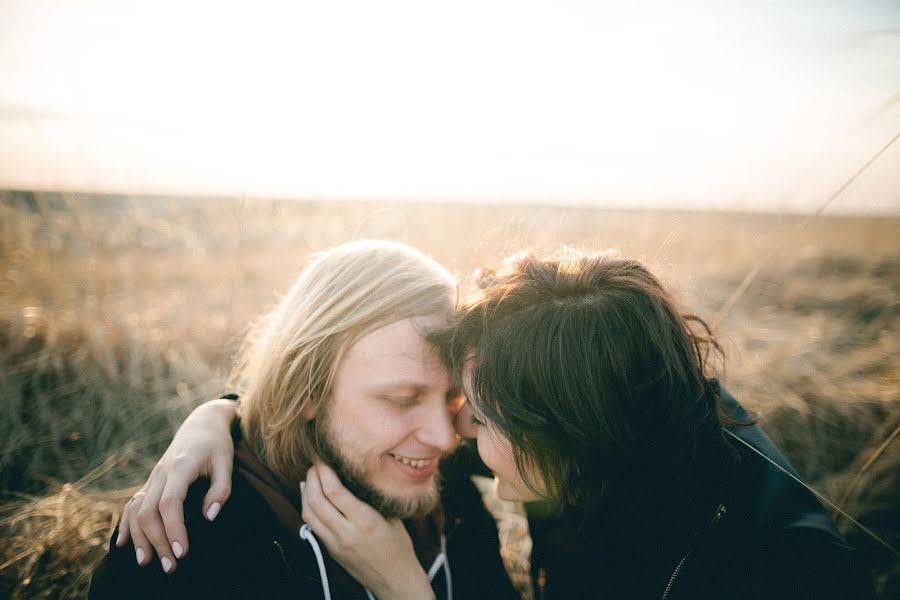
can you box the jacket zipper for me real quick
[659,504,727,600]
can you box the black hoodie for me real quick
[88,426,519,600]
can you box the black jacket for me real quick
[88,443,518,600]
[526,385,874,600]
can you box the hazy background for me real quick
[1,194,898,599]
[1,0,898,213]
[0,2,898,598]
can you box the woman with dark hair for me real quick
[434,250,870,599]
[113,249,872,599]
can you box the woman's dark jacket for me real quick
[526,385,874,600]
[88,439,518,600]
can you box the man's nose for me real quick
[417,400,457,452]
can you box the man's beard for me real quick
[314,410,441,519]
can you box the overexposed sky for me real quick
[1,0,898,213]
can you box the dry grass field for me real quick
[0,190,897,599]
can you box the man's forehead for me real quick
[345,344,441,368]
[344,319,440,359]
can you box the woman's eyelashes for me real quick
[470,413,485,426]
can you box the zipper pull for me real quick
[711,504,727,525]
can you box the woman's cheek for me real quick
[476,428,513,479]
[478,429,547,502]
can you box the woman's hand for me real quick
[301,462,436,600]
[117,398,239,572]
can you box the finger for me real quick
[202,450,233,522]
[303,466,351,538]
[123,461,163,556]
[116,497,134,547]
[158,458,197,560]
[301,479,339,549]
[135,473,177,574]
[126,494,154,567]
[314,462,380,522]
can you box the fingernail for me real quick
[115,530,124,546]
[172,542,184,558]
[161,557,173,573]
[206,502,221,521]
[300,481,306,495]
[136,548,145,565]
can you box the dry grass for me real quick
[0,190,897,599]
[0,483,133,599]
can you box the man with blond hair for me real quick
[89,240,517,600]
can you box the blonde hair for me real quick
[234,240,457,484]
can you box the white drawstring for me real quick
[299,524,332,600]
[426,552,445,580]
[425,534,452,600]
[299,526,452,600]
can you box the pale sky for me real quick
[1,0,898,213]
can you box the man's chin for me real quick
[314,416,441,518]
[375,487,440,519]
[334,467,440,519]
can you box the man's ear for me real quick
[300,400,319,421]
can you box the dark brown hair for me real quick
[437,249,738,534]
